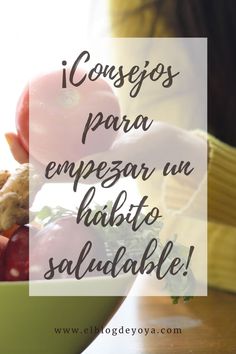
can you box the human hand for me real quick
[77,121,207,185]
[5,133,29,164]
[5,122,207,188]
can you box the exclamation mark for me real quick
[183,246,194,276]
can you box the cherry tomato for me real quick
[3,226,29,281]
[0,236,9,280]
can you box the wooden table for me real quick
[84,288,236,354]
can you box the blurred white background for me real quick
[0,0,110,170]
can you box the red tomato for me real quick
[16,70,120,165]
[2,226,38,281]
[0,236,9,280]
[3,226,29,281]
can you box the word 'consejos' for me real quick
[61,50,180,98]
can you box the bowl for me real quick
[0,279,124,354]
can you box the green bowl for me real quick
[0,280,123,354]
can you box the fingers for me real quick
[74,133,158,186]
[75,122,207,188]
[74,123,162,185]
[5,133,29,164]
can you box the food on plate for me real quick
[0,68,121,283]
[0,164,29,231]
[0,70,191,304]
[0,163,41,231]
[0,170,10,189]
